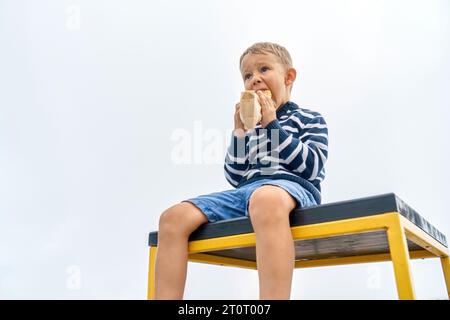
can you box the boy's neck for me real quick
[276,98,290,110]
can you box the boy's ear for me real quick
[285,67,297,86]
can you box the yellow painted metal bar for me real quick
[441,257,450,298]
[386,215,415,300]
[295,250,434,269]
[290,212,398,241]
[147,246,157,300]
[189,233,256,253]
[188,250,434,270]
[188,213,399,254]
[189,253,257,269]
[400,215,448,257]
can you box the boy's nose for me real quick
[252,78,262,87]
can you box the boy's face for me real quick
[240,53,296,109]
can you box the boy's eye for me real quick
[244,73,252,80]
[261,66,269,72]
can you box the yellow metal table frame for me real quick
[147,211,450,300]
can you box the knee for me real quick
[158,203,191,237]
[248,186,294,227]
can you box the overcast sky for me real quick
[1,0,449,299]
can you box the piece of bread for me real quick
[262,90,272,98]
[239,90,272,130]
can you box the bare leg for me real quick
[248,185,296,300]
[155,201,208,299]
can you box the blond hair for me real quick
[239,42,293,70]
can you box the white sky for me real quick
[1,0,449,299]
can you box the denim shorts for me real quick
[182,178,317,223]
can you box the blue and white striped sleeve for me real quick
[223,132,250,187]
[265,114,328,181]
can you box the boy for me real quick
[155,42,328,299]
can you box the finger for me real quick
[256,91,265,106]
[259,91,270,102]
[256,90,264,99]
[260,96,269,110]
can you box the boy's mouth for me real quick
[255,89,273,98]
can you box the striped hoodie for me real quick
[224,101,328,204]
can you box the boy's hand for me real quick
[233,103,246,138]
[257,90,277,128]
